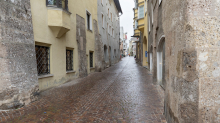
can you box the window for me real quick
[90,52,93,68]
[102,14,105,28]
[113,29,115,38]
[145,1,147,13]
[135,20,138,29]
[151,3,153,23]
[138,6,144,18]
[35,45,50,76]
[107,23,108,32]
[86,11,92,30]
[109,25,111,34]
[135,1,138,8]
[66,49,73,71]
[46,0,69,11]
[112,28,113,36]
[148,17,150,32]
[108,9,109,18]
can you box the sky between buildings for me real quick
[120,0,134,44]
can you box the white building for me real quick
[97,0,122,66]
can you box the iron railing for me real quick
[46,0,69,11]
[66,50,73,71]
[35,46,50,76]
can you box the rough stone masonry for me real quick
[0,0,39,110]
[163,0,220,122]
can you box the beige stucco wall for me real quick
[142,1,148,67]
[31,0,98,91]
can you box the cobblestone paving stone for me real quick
[2,57,166,123]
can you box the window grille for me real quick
[35,45,50,76]
[90,52,93,68]
[46,0,69,11]
[66,50,73,71]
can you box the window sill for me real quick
[38,74,54,79]
[137,17,144,20]
[46,6,72,15]
[90,67,95,70]
[87,29,93,33]
[66,70,76,74]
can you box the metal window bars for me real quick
[35,46,50,76]
[46,0,69,11]
[90,52,93,68]
[66,50,73,71]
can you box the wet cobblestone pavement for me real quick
[3,57,166,123]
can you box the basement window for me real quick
[35,45,50,76]
[66,49,73,71]
[90,52,93,68]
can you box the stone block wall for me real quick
[163,0,220,122]
[94,20,104,72]
[0,0,39,110]
[76,14,88,77]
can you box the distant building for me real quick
[97,0,122,67]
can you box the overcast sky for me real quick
[120,0,134,44]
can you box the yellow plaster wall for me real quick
[138,0,145,3]
[142,1,148,67]
[31,0,98,91]
[133,0,148,67]
[134,30,140,35]
[138,18,144,27]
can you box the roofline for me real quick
[113,0,123,14]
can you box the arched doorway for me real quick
[157,35,165,88]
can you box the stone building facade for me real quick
[0,0,39,109]
[97,0,122,68]
[149,0,220,122]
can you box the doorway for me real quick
[157,36,165,88]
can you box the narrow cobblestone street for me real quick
[4,57,166,123]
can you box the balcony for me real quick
[46,0,71,38]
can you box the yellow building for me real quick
[133,0,148,67]
[31,0,99,91]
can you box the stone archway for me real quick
[157,35,165,88]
